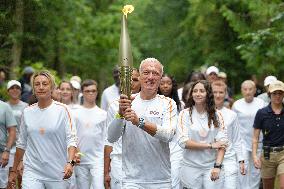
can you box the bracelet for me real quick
[209,143,213,149]
[239,160,245,164]
[115,113,124,119]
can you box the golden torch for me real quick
[119,5,134,99]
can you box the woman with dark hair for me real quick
[181,83,193,109]
[158,74,181,112]
[158,74,183,189]
[177,80,227,189]
[178,71,206,101]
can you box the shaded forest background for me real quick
[1,0,284,95]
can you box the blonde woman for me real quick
[8,70,77,189]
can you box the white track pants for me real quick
[237,150,260,189]
[223,159,238,189]
[22,174,70,189]
[180,166,224,189]
[75,164,103,189]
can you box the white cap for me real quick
[7,80,21,90]
[264,75,277,87]
[206,66,219,75]
[70,80,81,90]
[70,76,81,84]
[268,80,284,93]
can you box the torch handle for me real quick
[119,66,133,99]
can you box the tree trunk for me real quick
[53,31,65,78]
[10,0,24,79]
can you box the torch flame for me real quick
[122,5,134,18]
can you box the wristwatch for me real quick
[137,118,145,130]
[4,147,10,153]
[67,160,76,167]
[214,163,222,169]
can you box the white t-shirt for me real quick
[107,93,178,184]
[177,107,227,168]
[73,106,107,165]
[17,101,77,181]
[7,101,28,153]
[257,93,270,105]
[100,84,120,111]
[68,103,81,111]
[232,98,265,151]
[219,107,244,162]
[7,101,28,127]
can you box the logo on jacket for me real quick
[149,110,159,115]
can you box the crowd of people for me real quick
[0,59,283,189]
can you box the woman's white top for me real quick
[17,101,77,181]
[177,107,227,168]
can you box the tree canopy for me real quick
[1,0,284,94]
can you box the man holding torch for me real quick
[107,5,177,188]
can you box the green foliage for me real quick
[237,14,284,80]
[23,61,64,85]
[1,0,284,96]
[0,86,8,101]
[220,0,284,82]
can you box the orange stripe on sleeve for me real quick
[169,99,173,128]
[179,110,185,132]
[217,112,225,130]
[54,102,73,130]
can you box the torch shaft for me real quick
[119,66,133,99]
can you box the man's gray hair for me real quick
[241,80,256,89]
[139,58,164,75]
